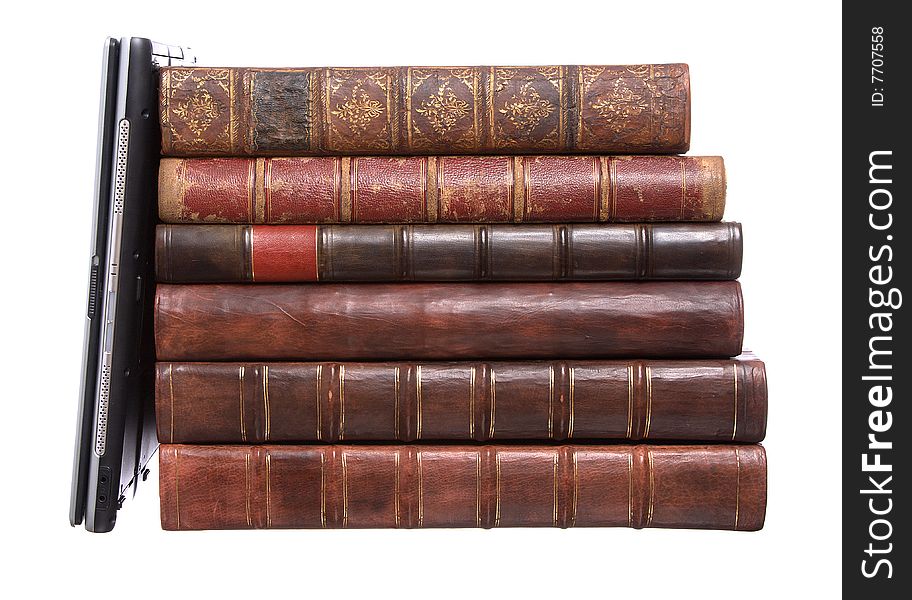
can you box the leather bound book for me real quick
[158,155,724,224]
[160,65,690,156]
[155,355,767,444]
[159,444,766,531]
[155,222,743,283]
[154,281,744,361]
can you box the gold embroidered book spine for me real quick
[160,65,690,156]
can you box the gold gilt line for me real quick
[320,452,326,528]
[339,365,346,441]
[244,452,251,527]
[568,367,576,439]
[315,365,322,441]
[571,451,579,527]
[238,366,246,442]
[548,365,554,439]
[341,452,349,528]
[394,451,401,527]
[263,366,271,442]
[469,366,476,438]
[489,370,497,439]
[417,451,424,527]
[734,448,742,529]
[394,366,401,439]
[416,365,423,440]
[646,450,655,527]
[732,364,739,441]
[627,453,633,527]
[168,363,175,443]
[494,453,502,527]
[228,69,236,152]
[680,159,687,220]
[475,453,481,527]
[626,365,634,439]
[488,67,496,143]
[552,453,559,526]
[644,366,653,439]
[265,452,272,528]
[406,69,413,149]
[174,447,181,530]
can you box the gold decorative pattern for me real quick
[591,89,649,129]
[416,83,470,135]
[173,89,225,136]
[330,85,385,134]
[499,82,555,131]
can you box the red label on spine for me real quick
[251,226,318,281]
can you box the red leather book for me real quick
[155,355,767,444]
[158,155,724,224]
[159,444,766,530]
[160,65,689,156]
[154,222,743,283]
[154,282,744,361]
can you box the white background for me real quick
[0,1,840,597]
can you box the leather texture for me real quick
[155,355,767,444]
[158,155,724,224]
[155,222,743,283]
[154,281,744,361]
[160,66,690,156]
[158,444,766,531]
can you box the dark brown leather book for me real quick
[155,355,767,444]
[154,282,744,361]
[158,155,724,224]
[160,65,689,156]
[159,444,766,530]
[155,222,743,283]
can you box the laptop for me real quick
[69,37,195,532]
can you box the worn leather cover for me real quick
[158,155,723,224]
[154,281,744,361]
[158,444,765,530]
[155,222,743,283]
[160,65,690,156]
[155,354,766,444]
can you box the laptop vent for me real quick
[95,363,111,456]
[113,119,129,215]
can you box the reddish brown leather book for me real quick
[158,155,724,224]
[154,282,744,361]
[159,444,766,530]
[155,222,743,283]
[155,355,767,444]
[160,65,689,156]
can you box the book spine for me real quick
[153,282,744,361]
[155,223,743,283]
[155,357,767,444]
[159,444,765,531]
[158,155,724,224]
[160,65,689,156]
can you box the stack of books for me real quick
[153,64,767,530]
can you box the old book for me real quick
[160,65,690,156]
[159,444,766,530]
[155,355,767,444]
[154,281,744,361]
[155,222,743,283]
[158,155,724,224]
